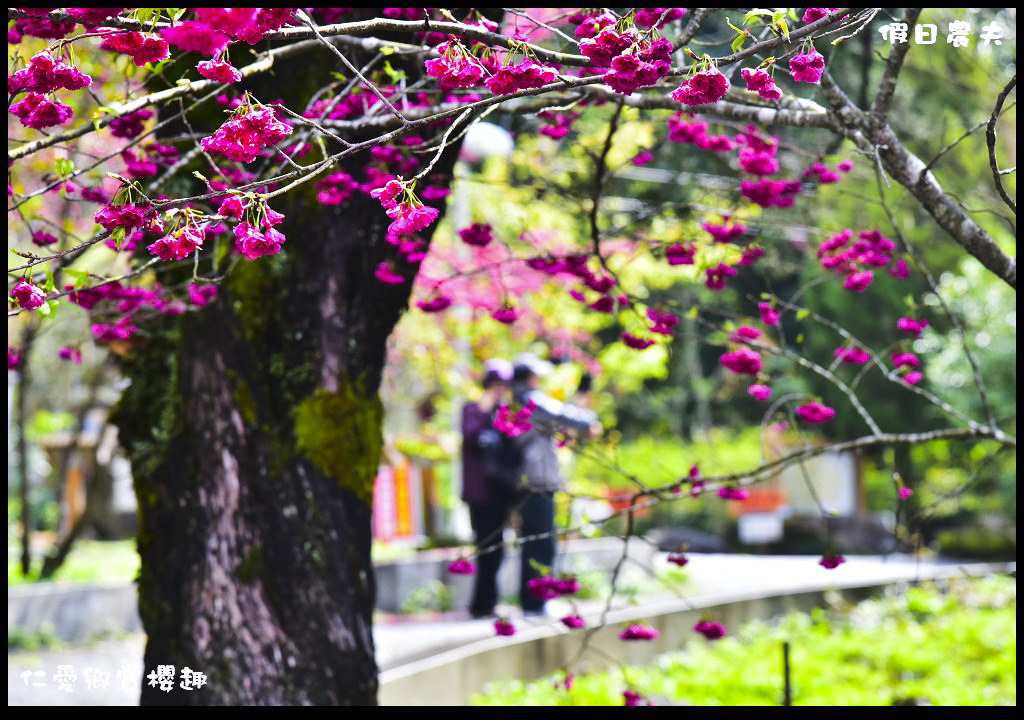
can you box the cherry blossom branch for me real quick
[986,74,1017,215]
[820,70,1017,289]
[295,10,407,124]
[869,8,921,123]
[870,169,1001,434]
[7,36,328,163]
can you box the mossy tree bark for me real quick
[111,30,462,703]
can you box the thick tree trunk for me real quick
[112,115,460,707]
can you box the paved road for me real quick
[8,553,1003,706]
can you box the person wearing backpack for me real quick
[460,358,520,619]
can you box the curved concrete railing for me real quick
[378,559,1015,706]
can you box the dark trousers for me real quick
[467,502,510,616]
[518,489,556,612]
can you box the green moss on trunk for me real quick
[294,377,382,505]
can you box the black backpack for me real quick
[477,423,523,493]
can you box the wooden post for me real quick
[782,641,792,706]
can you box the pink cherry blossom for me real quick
[789,47,825,84]
[795,402,835,424]
[11,278,46,310]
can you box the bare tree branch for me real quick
[987,74,1017,215]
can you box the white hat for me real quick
[513,352,554,378]
[483,358,513,382]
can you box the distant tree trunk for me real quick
[111,79,460,703]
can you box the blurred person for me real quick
[512,352,600,616]
[460,358,519,618]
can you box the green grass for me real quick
[471,575,1016,706]
[8,539,140,586]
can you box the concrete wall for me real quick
[378,561,1013,706]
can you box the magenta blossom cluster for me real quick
[416,294,453,313]
[100,31,170,66]
[718,486,749,501]
[494,402,534,437]
[8,347,23,371]
[492,305,520,324]
[803,8,842,23]
[571,9,616,39]
[671,64,730,106]
[741,179,801,208]
[578,26,673,95]
[201,103,293,164]
[897,316,928,339]
[110,109,154,139]
[835,345,870,365]
[702,220,746,244]
[759,301,780,326]
[161,20,230,57]
[94,202,153,234]
[189,283,217,307]
[666,114,734,152]
[426,40,485,90]
[447,557,476,575]
[739,246,765,266]
[736,125,781,177]
[635,7,686,29]
[819,553,846,569]
[193,8,296,45]
[705,262,738,290]
[9,51,92,95]
[667,551,689,567]
[619,623,659,641]
[538,111,579,139]
[748,383,772,401]
[485,59,559,95]
[11,278,46,311]
[315,171,360,206]
[665,242,696,266]
[148,224,206,262]
[623,690,649,706]
[647,308,679,336]
[197,56,242,84]
[92,316,137,343]
[795,402,835,424]
[694,620,726,640]
[686,464,705,497]
[458,223,494,247]
[621,332,655,350]
[730,325,762,343]
[528,575,581,600]
[10,92,74,130]
[561,614,586,629]
[818,228,903,291]
[31,231,58,247]
[721,347,762,376]
[803,161,850,185]
[59,346,83,364]
[234,209,286,261]
[494,618,516,636]
[740,67,783,100]
[790,47,826,84]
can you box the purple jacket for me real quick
[460,401,493,505]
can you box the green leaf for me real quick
[731,34,746,53]
[193,171,209,183]
[65,269,89,289]
[687,305,698,319]
[42,271,56,293]
[382,60,407,84]
[38,298,59,319]
[743,9,775,25]
[112,226,126,251]
[796,308,810,321]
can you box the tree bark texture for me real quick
[111,31,461,705]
